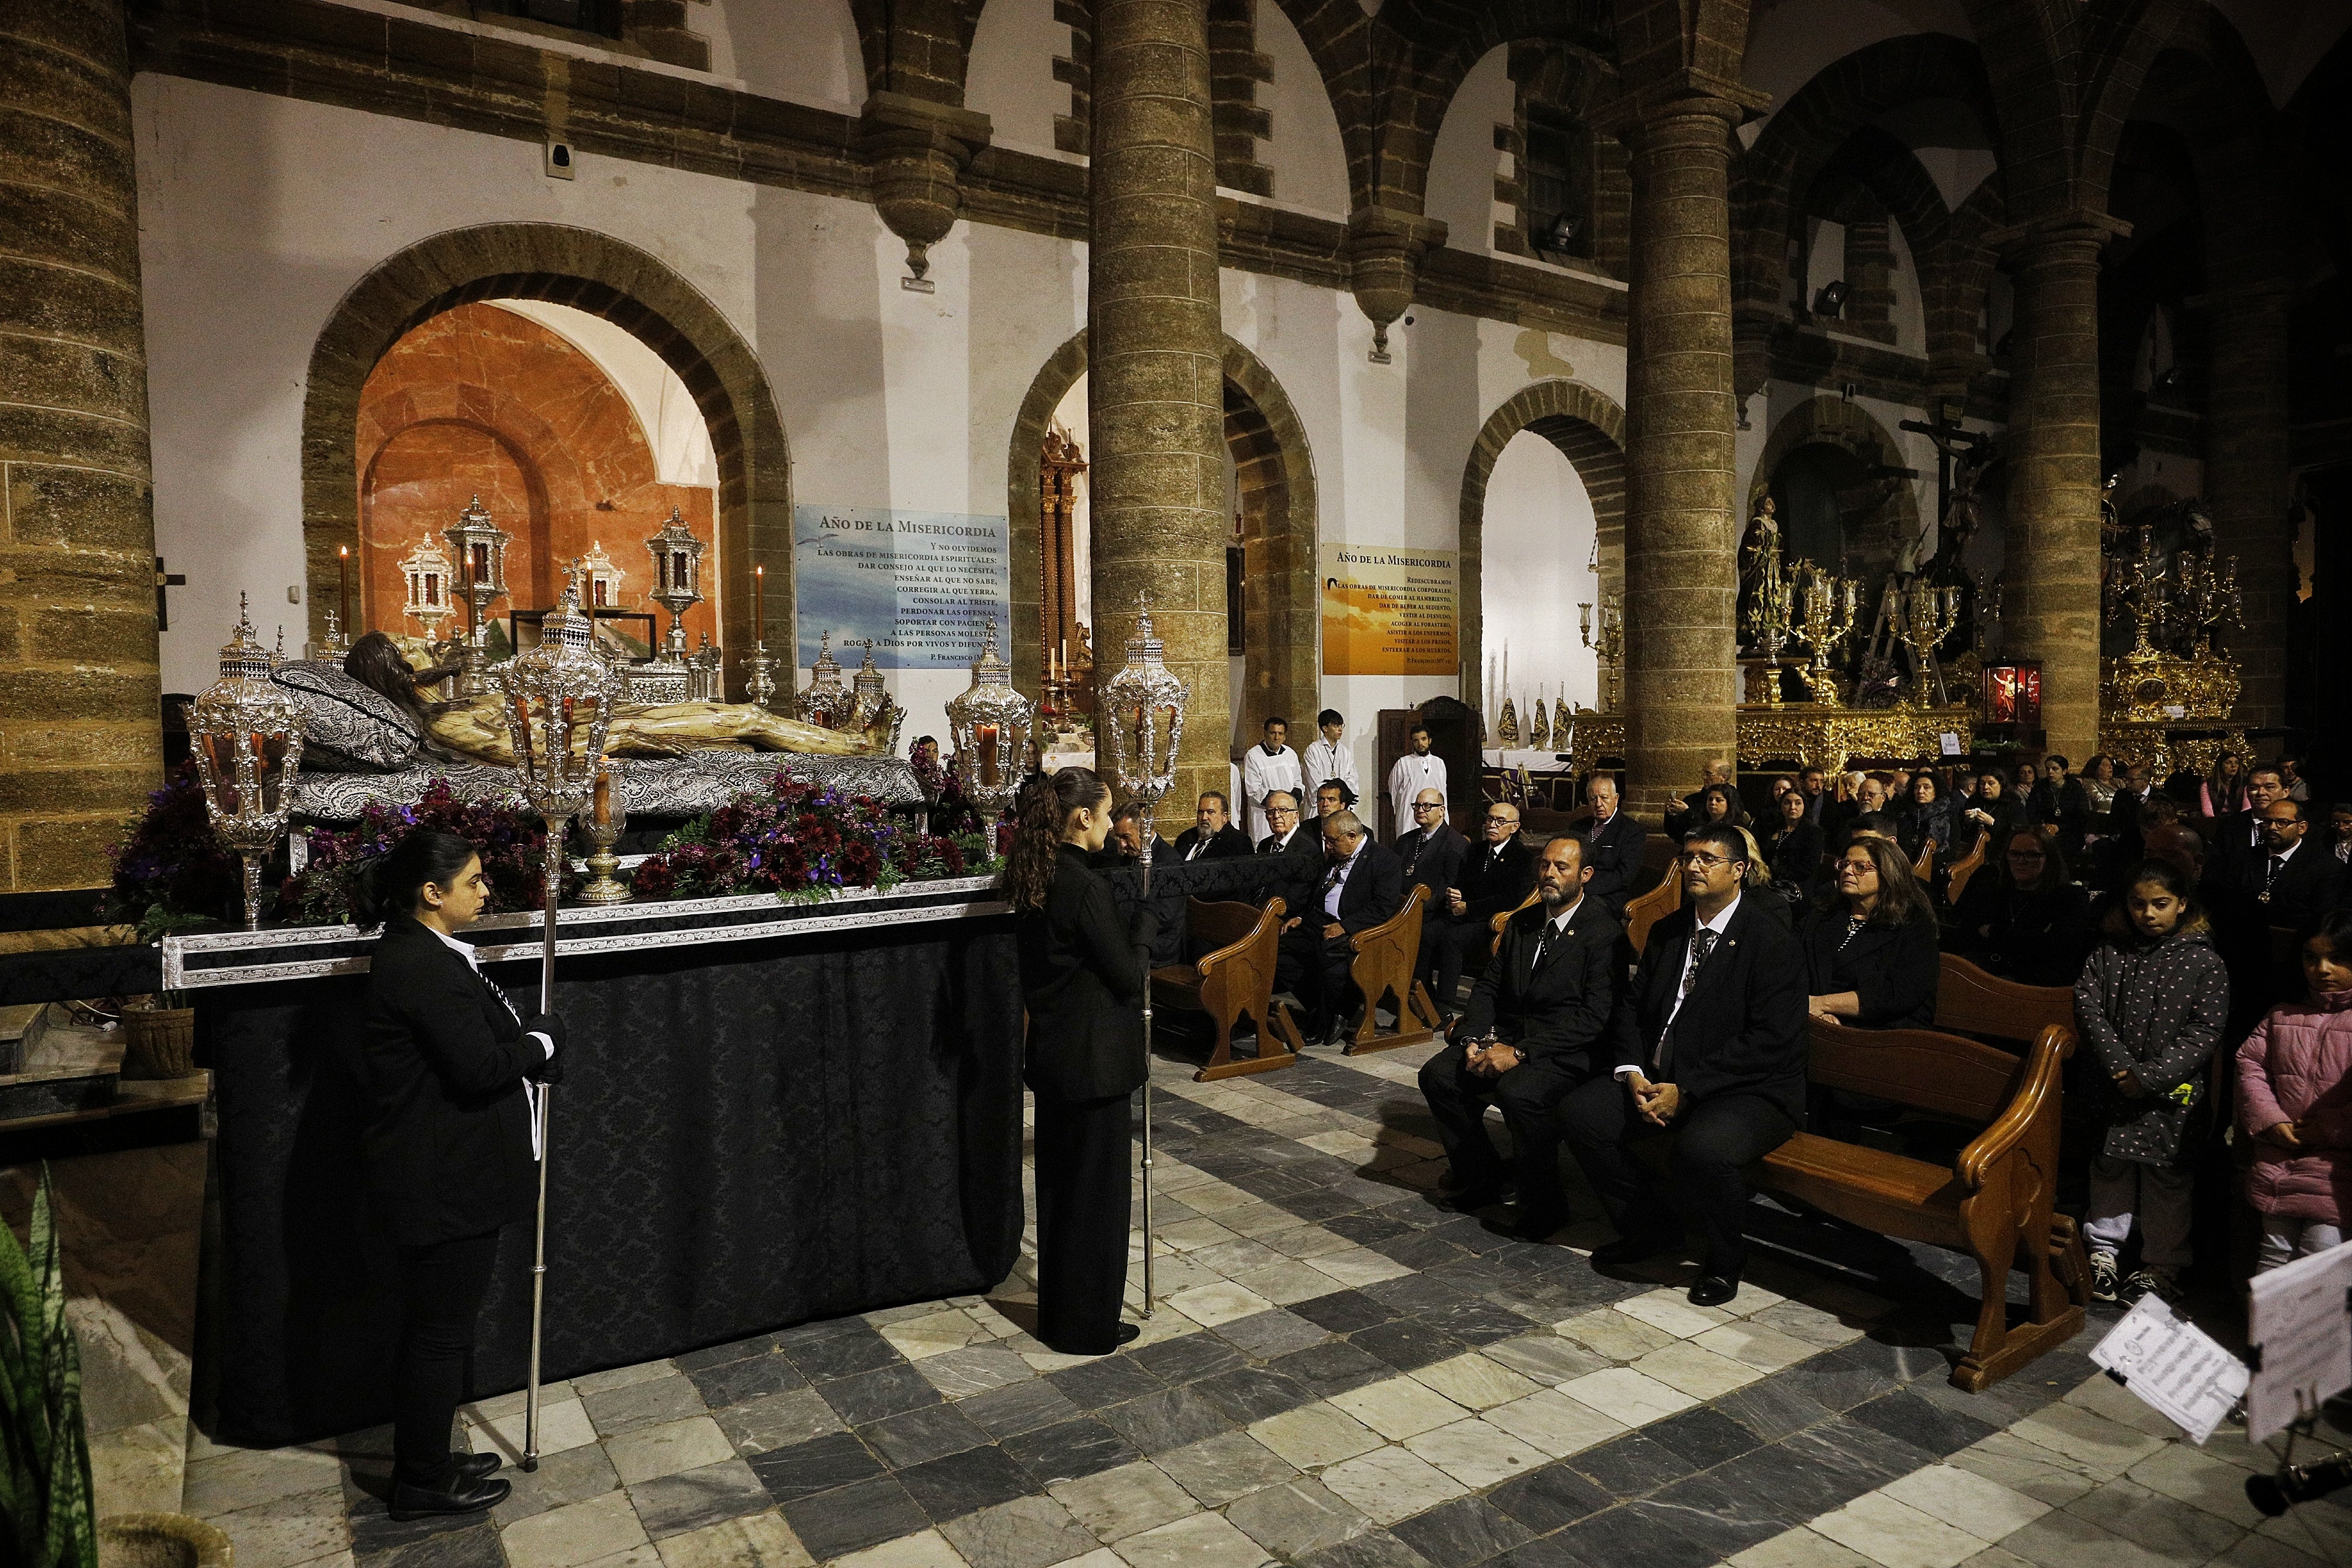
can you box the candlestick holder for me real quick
[576,755,631,905]
[318,609,350,661]
[1795,563,1860,706]
[744,641,780,710]
[1578,595,1624,713]
[1741,499,1796,707]
[1895,580,1963,706]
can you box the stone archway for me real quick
[1747,395,1923,573]
[1458,379,1628,717]
[302,225,791,694]
[1004,332,1320,731]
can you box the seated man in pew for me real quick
[1581,773,1646,920]
[1558,824,1808,1307]
[1397,787,1470,1019]
[1167,790,1252,864]
[1275,809,1404,1045]
[1418,835,1624,1239]
[1421,801,1535,1019]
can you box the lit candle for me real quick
[754,564,764,641]
[977,723,1000,787]
[593,762,612,828]
[338,545,350,636]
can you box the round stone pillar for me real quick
[2204,278,2293,728]
[1998,217,2114,766]
[0,0,163,890]
[1618,95,1745,820]
[1087,0,1228,831]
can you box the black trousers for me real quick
[1424,920,1492,1015]
[1032,1088,1134,1354]
[1557,1078,1797,1275]
[1276,932,1358,1034]
[393,1228,503,1485]
[1417,1042,1588,1216]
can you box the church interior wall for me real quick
[696,0,861,109]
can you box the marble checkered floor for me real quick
[181,1044,2352,1568]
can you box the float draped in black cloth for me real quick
[1099,856,1304,967]
[206,917,1024,1446]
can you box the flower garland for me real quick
[279,781,548,925]
[105,763,245,939]
[627,775,989,902]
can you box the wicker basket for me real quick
[121,1006,198,1080]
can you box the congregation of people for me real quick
[1097,727,2352,1323]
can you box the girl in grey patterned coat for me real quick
[2073,858,2230,1306]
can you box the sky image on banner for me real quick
[1320,544,1460,676]
[793,506,1013,668]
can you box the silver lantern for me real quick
[846,638,906,752]
[188,595,306,931]
[1098,595,1188,846]
[445,496,512,697]
[797,630,856,728]
[646,507,705,662]
[943,620,1034,819]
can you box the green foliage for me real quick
[0,1167,97,1568]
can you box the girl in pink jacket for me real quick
[2238,910,2352,1271]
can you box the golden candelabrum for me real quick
[1794,563,1861,706]
[1578,595,1623,713]
[2109,524,2169,657]
[1894,580,1963,706]
[1741,503,1797,707]
[2170,551,2245,656]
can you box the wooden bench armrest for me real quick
[1349,884,1430,953]
[1197,897,1284,979]
[1955,1021,2075,1191]
[1491,888,1539,938]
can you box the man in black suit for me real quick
[1557,824,1807,1306]
[1396,788,1468,901]
[2213,763,2290,875]
[2209,799,2342,934]
[1167,790,1252,863]
[1420,801,1535,1018]
[1419,836,1623,1239]
[1276,808,1404,1044]
[1581,773,1646,919]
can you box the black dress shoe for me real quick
[454,1452,502,1482]
[1052,1322,1142,1357]
[1590,1232,1679,1269]
[1443,1183,1509,1214]
[1508,1206,1568,1243]
[1688,1273,1740,1308]
[389,1474,512,1522]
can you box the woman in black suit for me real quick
[1762,787,1823,890]
[1799,834,1940,1030]
[1005,768,1156,1355]
[352,830,563,1520]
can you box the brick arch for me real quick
[1747,395,1923,567]
[1003,330,1320,725]
[1457,379,1627,716]
[302,225,791,695]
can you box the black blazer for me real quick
[356,917,551,1248]
[1946,878,2092,987]
[1453,837,1536,926]
[1395,824,1469,902]
[2207,844,2344,935]
[1610,895,1808,1124]
[1583,812,1647,914]
[1257,823,1322,911]
[1797,909,1939,1029]
[1308,841,1405,938]
[1168,823,1252,863]
[1461,898,1625,1067]
[1762,821,1823,885]
[1017,845,1151,1101]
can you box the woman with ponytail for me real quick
[1005,767,1157,1355]
[352,829,566,1519]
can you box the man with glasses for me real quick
[1420,801,1535,1019]
[1275,808,1403,1045]
[1582,773,1645,919]
[1558,825,1806,1308]
[1420,836,1623,1239]
[1398,787,1469,1003]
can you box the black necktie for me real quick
[1187,838,1204,861]
[1654,929,1719,1077]
[1531,920,1555,979]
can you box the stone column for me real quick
[1613,88,1750,819]
[0,0,162,890]
[1996,215,2119,765]
[1088,0,1228,831]
[2203,277,2294,728]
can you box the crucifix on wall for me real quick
[1040,425,1089,700]
[153,557,188,631]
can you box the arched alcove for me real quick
[1746,394,1923,578]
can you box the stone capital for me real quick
[858,92,994,284]
[1984,209,2130,263]
[1593,71,1770,137]
[1345,206,1449,363]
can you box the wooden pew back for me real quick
[1342,883,1444,1054]
[1934,954,2073,1045]
[1624,867,1682,955]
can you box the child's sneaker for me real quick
[2122,1266,2183,1308]
[2089,1251,2120,1304]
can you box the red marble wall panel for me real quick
[356,303,720,657]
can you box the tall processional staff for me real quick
[1006,767,1157,1355]
[350,829,565,1520]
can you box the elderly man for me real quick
[1396,787,1468,902]
[1558,825,1807,1307]
[1417,800,1535,1021]
[1582,773,1645,919]
[1168,791,1251,862]
[1274,809,1402,1045]
[1419,836,1624,1239]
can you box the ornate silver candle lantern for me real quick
[445,496,511,697]
[188,595,306,930]
[646,507,704,662]
[797,631,856,728]
[400,531,455,642]
[943,620,1034,818]
[1098,594,1188,844]
[846,638,906,751]
[688,634,723,703]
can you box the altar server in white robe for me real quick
[1302,710,1359,804]
[1241,717,1305,842]
[1388,718,1448,838]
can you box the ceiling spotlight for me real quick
[1538,212,1583,253]
[1812,280,1848,317]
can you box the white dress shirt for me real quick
[1302,737,1360,801]
[1388,752,1447,838]
[426,924,556,1155]
[1618,892,1741,1080]
[1532,894,1584,974]
[1321,840,1365,921]
[1241,744,1305,842]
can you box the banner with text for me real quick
[793,506,1012,669]
[1319,545,1459,676]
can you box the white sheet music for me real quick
[2091,1296,2248,1444]
[2247,1239,2352,1442]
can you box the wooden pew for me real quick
[1341,884,1448,1055]
[1752,1015,2087,1390]
[1491,889,1541,957]
[1150,897,1307,1081]
[1936,954,2072,1043]
[1623,867,1682,956]
[1912,841,1935,882]
[1945,835,1989,903]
